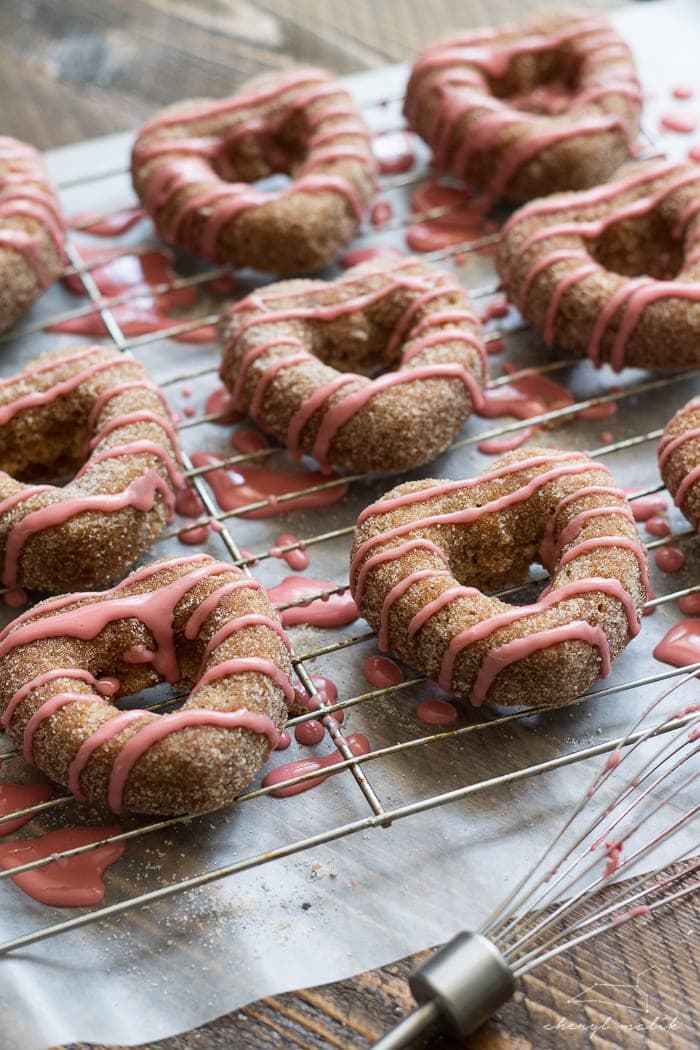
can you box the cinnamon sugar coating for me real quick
[0,556,292,816]
[351,448,647,708]
[0,345,183,592]
[404,9,641,205]
[220,258,487,473]
[658,397,700,532]
[0,136,65,333]
[498,160,700,371]
[131,68,375,273]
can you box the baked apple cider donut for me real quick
[0,345,183,593]
[0,136,65,332]
[404,8,641,206]
[0,555,293,816]
[499,160,700,371]
[351,448,647,708]
[659,397,700,532]
[131,68,375,273]
[220,257,487,473]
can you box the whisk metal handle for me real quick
[411,931,515,1034]
[373,931,515,1049]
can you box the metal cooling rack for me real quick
[0,64,698,969]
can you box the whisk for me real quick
[372,668,700,1049]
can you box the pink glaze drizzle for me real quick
[504,162,700,369]
[0,557,293,808]
[404,17,640,205]
[0,136,64,287]
[132,69,374,260]
[226,260,486,467]
[354,452,645,700]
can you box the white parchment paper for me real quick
[0,3,698,1047]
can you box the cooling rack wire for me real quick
[0,87,698,960]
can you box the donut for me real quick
[131,68,375,274]
[220,257,487,473]
[350,448,647,708]
[498,160,700,371]
[0,555,293,816]
[659,397,700,532]
[0,136,65,333]
[404,8,641,206]
[0,345,183,593]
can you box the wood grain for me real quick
[61,861,698,1049]
[3,2,696,1048]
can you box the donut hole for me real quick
[590,211,684,280]
[487,45,583,115]
[307,306,412,376]
[212,107,312,184]
[1,404,92,485]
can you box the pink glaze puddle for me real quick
[478,428,538,455]
[179,524,210,546]
[54,245,218,341]
[48,305,217,343]
[268,576,358,628]
[673,85,694,100]
[294,720,325,746]
[625,491,668,522]
[599,430,614,444]
[175,484,205,519]
[205,386,242,422]
[0,825,124,906]
[370,199,393,227]
[479,298,509,323]
[0,783,54,835]
[477,364,574,454]
[261,732,370,797]
[182,405,196,419]
[654,546,685,573]
[3,588,27,608]
[311,674,340,710]
[660,113,698,134]
[415,698,458,726]
[190,451,348,519]
[653,618,700,667]
[645,516,671,538]
[269,534,309,571]
[406,181,496,253]
[578,401,618,421]
[363,655,404,689]
[209,274,238,296]
[679,592,700,615]
[294,675,343,722]
[70,205,146,236]
[340,244,404,268]
[63,247,197,308]
[230,429,270,455]
[371,130,416,174]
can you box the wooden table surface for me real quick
[0,1,696,1048]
